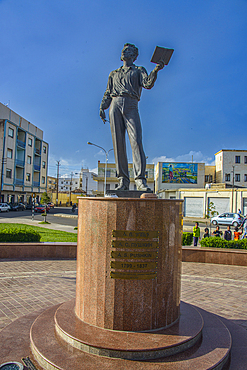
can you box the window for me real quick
[235,174,240,182]
[43,146,46,154]
[42,161,46,169]
[106,170,111,177]
[106,184,110,190]
[61,186,63,189]
[28,138,32,147]
[115,184,118,188]
[61,181,63,184]
[245,156,247,164]
[26,173,31,181]
[6,169,12,179]
[235,156,240,164]
[205,175,209,182]
[225,173,230,182]
[27,155,31,164]
[7,148,13,159]
[245,174,247,182]
[8,127,14,138]
[42,176,45,184]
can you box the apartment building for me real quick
[0,102,48,204]
[215,149,247,188]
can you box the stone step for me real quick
[54,299,203,360]
[30,302,231,370]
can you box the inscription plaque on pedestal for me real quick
[110,230,159,280]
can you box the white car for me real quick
[0,203,10,212]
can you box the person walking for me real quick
[224,226,232,241]
[241,215,247,239]
[193,222,200,246]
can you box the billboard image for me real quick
[162,163,198,184]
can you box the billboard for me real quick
[162,163,198,184]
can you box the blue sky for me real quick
[0,0,246,177]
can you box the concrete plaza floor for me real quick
[0,260,247,333]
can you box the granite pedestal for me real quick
[25,197,231,369]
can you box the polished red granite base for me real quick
[16,300,230,370]
[54,299,203,360]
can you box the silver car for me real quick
[211,212,243,227]
[0,203,10,212]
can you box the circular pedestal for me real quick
[75,197,183,331]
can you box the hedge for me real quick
[0,227,41,242]
[182,232,193,246]
[200,236,247,250]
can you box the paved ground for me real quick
[0,260,247,334]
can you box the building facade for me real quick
[215,149,247,188]
[0,102,48,204]
[94,161,154,196]
[58,169,97,195]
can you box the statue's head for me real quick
[121,43,139,62]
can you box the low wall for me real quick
[182,246,247,266]
[0,243,246,267]
[0,243,77,260]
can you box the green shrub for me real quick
[0,227,41,242]
[182,232,193,246]
[200,236,247,249]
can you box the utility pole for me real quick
[231,165,235,212]
[56,161,60,206]
[70,172,73,204]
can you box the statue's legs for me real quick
[109,97,129,189]
[109,97,150,191]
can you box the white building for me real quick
[215,149,247,188]
[59,168,97,195]
[0,102,48,204]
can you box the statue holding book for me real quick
[100,43,173,191]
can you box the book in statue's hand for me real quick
[151,46,174,65]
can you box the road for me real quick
[0,207,78,228]
[0,207,234,236]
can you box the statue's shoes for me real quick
[136,183,152,192]
[115,184,129,191]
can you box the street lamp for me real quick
[87,142,113,197]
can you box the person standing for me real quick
[224,226,232,241]
[234,226,242,240]
[212,226,223,237]
[203,227,210,238]
[193,222,200,246]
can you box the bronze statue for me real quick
[100,43,165,191]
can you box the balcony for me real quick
[15,179,24,186]
[17,139,26,149]
[33,181,40,187]
[16,159,25,167]
[34,164,40,172]
[35,148,41,155]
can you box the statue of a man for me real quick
[100,43,164,191]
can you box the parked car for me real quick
[34,204,50,213]
[0,203,10,212]
[7,203,25,211]
[25,203,33,210]
[211,212,244,227]
[47,202,55,208]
